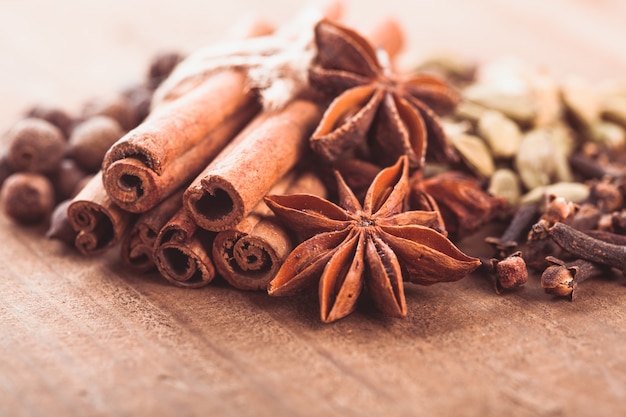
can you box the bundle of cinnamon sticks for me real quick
[49,4,346,292]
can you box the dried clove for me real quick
[567,203,602,231]
[586,178,623,213]
[540,194,578,225]
[535,222,626,275]
[610,210,626,234]
[483,251,528,294]
[541,256,607,300]
[485,203,538,258]
[568,152,625,180]
[524,237,563,271]
[582,228,626,246]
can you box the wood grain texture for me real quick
[1,1,626,416]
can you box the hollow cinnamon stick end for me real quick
[102,158,162,213]
[184,179,245,232]
[154,242,215,289]
[67,174,133,256]
[212,221,292,291]
[66,201,114,256]
[120,231,156,274]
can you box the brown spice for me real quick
[46,200,78,245]
[25,105,74,139]
[81,95,138,132]
[102,70,261,213]
[153,207,216,288]
[265,156,480,323]
[100,18,281,214]
[121,84,154,127]
[414,171,506,238]
[120,190,184,273]
[52,159,90,202]
[542,256,608,300]
[327,158,381,202]
[67,172,135,256]
[69,116,124,173]
[483,251,528,294]
[485,203,538,259]
[309,19,459,168]
[212,170,327,291]
[5,118,66,174]
[147,51,185,90]
[0,155,12,188]
[1,172,55,224]
[184,98,322,231]
[535,221,626,274]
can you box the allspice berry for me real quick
[26,105,74,139]
[147,51,184,89]
[46,199,78,245]
[52,159,89,201]
[68,116,124,172]
[82,96,137,132]
[122,84,153,126]
[1,172,55,224]
[0,155,12,188]
[5,118,66,174]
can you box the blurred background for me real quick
[1,0,625,129]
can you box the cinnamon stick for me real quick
[67,172,135,256]
[212,170,327,291]
[101,70,261,213]
[153,207,216,288]
[120,189,183,273]
[183,98,323,232]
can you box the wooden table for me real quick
[1,1,625,416]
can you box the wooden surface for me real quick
[1,1,626,416]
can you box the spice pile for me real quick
[1,9,625,323]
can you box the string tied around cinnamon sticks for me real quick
[152,6,331,110]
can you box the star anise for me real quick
[309,20,460,168]
[264,156,480,323]
[410,171,507,238]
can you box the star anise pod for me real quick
[264,156,480,323]
[309,20,460,168]
[410,171,507,238]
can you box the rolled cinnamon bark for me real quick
[212,170,327,291]
[67,172,135,256]
[102,71,261,213]
[184,98,323,232]
[153,207,216,288]
[120,189,183,273]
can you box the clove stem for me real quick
[545,222,626,274]
[485,203,538,258]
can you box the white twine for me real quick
[152,9,322,111]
